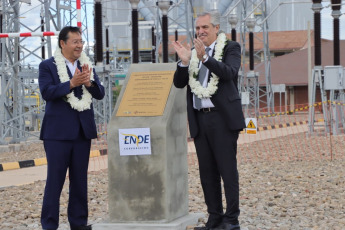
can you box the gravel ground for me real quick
[1,133,345,229]
[0,140,107,164]
[0,140,45,163]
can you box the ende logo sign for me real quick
[118,128,152,156]
[123,134,150,146]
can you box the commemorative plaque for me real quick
[116,71,174,117]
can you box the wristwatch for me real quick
[87,80,95,88]
[202,53,208,62]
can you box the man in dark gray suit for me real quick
[172,11,245,230]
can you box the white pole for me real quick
[308,21,312,106]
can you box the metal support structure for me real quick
[331,0,341,65]
[328,0,343,135]
[260,0,273,113]
[0,0,102,144]
[237,0,273,117]
[153,0,194,63]
[94,0,103,64]
[151,26,156,63]
[0,0,49,144]
[308,0,330,135]
[308,66,330,134]
[130,5,139,63]
[175,29,178,61]
[245,14,260,117]
[185,0,194,44]
[106,27,110,65]
[93,69,113,129]
[41,6,46,59]
[238,0,248,96]
[245,71,259,117]
[332,15,340,65]
[157,0,172,63]
[228,7,238,41]
[308,0,345,135]
[162,14,168,63]
[339,90,345,131]
[330,90,340,135]
[93,0,113,127]
[10,1,22,143]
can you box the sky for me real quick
[14,0,345,66]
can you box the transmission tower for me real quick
[0,0,55,144]
[235,0,272,117]
[0,0,100,145]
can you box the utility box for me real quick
[324,66,344,90]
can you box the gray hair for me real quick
[196,10,221,27]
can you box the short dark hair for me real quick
[58,26,81,48]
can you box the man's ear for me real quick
[215,24,220,33]
[60,40,65,49]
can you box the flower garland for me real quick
[54,47,94,112]
[188,32,227,99]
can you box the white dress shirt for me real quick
[64,57,78,76]
[177,40,217,109]
[194,40,216,109]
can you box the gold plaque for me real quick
[116,71,175,117]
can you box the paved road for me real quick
[0,155,108,188]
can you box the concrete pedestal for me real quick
[97,63,202,229]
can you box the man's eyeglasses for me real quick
[70,40,85,45]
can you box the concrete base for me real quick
[93,213,204,230]
[107,64,189,222]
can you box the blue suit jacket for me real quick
[39,57,105,140]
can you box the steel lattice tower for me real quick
[0,0,96,144]
[0,0,52,144]
[237,0,272,117]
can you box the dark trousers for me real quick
[194,110,240,227]
[41,131,91,230]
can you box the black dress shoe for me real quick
[194,225,223,230]
[70,225,92,230]
[194,227,220,230]
[219,223,240,230]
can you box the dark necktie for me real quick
[67,65,82,99]
[195,47,211,110]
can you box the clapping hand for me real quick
[172,41,192,65]
[70,64,92,89]
[81,64,92,87]
[193,38,206,61]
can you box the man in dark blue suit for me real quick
[173,11,245,230]
[39,26,105,230]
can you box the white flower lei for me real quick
[54,47,94,112]
[188,32,227,99]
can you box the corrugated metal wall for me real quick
[266,0,313,32]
